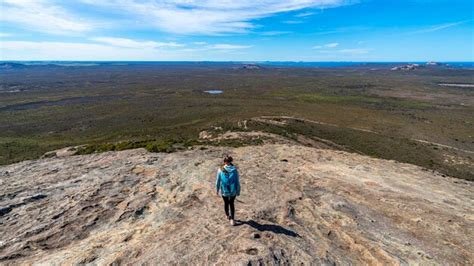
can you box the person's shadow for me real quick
[235,220,300,237]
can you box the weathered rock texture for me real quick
[0,144,473,265]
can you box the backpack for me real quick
[220,169,237,196]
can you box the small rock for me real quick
[264,232,273,239]
[199,130,212,140]
[252,233,261,239]
[245,248,259,255]
[281,159,288,162]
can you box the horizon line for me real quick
[2,60,473,63]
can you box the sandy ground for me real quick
[0,144,473,265]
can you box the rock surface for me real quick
[0,144,473,265]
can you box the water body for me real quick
[204,90,223,94]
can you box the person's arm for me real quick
[215,169,221,195]
[236,170,240,196]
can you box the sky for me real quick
[0,0,473,61]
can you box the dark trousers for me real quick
[222,196,236,220]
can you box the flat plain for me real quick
[0,63,473,179]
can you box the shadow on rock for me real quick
[237,220,300,237]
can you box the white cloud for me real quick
[260,31,291,36]
[78,0,353,35]
[0,41,189,60]
[313,42,339,49]
[209,44,252,50]
[193,41,207,45]
[283,20,304,24]
[295,12,315,17]
[0,0,92,34]
[1,41,145,60]
[0,40,253,60]
[325,42,339,48]
[90,37,184,49]
[408,20,471,35]
[313,26,370,36]
[0,33,13,37]
[338,48,370,54]
[315,47,371,55]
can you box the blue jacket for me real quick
[215,165,240,197]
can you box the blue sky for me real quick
[0,0,473,61]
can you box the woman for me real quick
[215,155,240,226]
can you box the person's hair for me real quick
[223,155,233,164]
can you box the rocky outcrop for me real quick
[0,144,473,264]
[391,64,421,71]
[240,64,262,70]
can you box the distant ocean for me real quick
[1,61,473,69]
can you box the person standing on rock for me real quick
[216,155,240,226]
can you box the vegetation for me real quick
[0,63,472,180]
[245,118,472,180]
